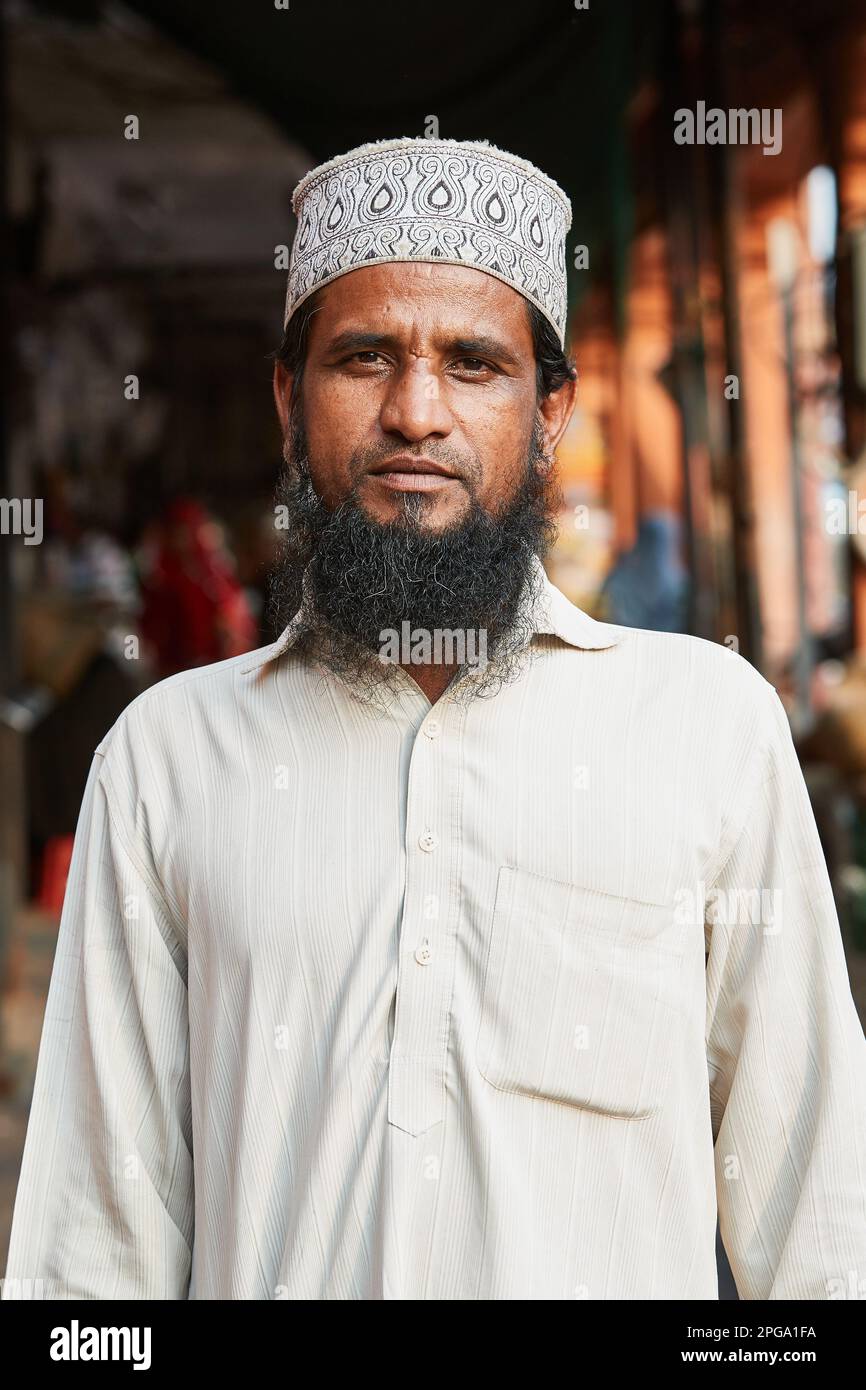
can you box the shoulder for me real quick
[612,621,775,694]
[593,621,784,754]
[94,640,277,763]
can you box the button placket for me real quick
[387,709,454,1136]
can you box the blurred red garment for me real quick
[138,497,257,677]
[36,835,75,913]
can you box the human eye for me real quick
[347,350,389,366]
[451,356,497,376]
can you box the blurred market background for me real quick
[3,0,866,1298]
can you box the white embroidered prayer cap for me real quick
[284,136,573,346]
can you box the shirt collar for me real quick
[239,553,626,674]
[526,553,627,650]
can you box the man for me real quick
[4,136,866,1301]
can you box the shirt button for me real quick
[418,829,438,852]
[415,941,433,965]
[424,719,441,739]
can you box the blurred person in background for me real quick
[137,496,257,679]
[19,482,145,907]
[600,510,689,631]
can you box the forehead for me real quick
[308,262,533,345]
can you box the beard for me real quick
[265,399,562,708]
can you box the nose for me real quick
[378,359,453,442]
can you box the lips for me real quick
[367,457,458,480]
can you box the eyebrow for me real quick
[322,329,524,367]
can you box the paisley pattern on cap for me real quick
[285,138,571,345]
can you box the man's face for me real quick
[268,261,576,707]
[273,262,573,529]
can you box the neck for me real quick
[400,661,458,705]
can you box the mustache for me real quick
[346,439,481,489]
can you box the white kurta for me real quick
[4,556,866,1299]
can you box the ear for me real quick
[273,361,295,435]
[537,373,577,456]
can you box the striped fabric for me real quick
[3,554,866,1299]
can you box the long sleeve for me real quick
[706,681,866,1299]
[2,749,193,1300]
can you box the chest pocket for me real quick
[475,865,688,1120]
